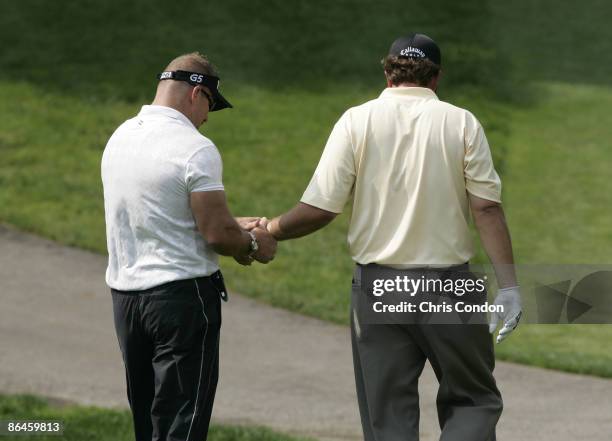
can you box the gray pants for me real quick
[351,265,503,441]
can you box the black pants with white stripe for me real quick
[111,274,223,441]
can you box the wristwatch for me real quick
[247,231,259,256]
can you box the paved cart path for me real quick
[1,225,611,441]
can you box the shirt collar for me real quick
[379,86,439,101]
[138,105,196,129]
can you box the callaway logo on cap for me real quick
[388,33,441,66]
[157,70,233,112]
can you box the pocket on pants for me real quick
[144,294,206,351]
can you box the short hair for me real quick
[164,52,218,77]
[382,55,440,87]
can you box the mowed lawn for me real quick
[1,0,611,377]
[492,82,612,375]
[0,394,311,441]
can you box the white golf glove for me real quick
[489,286,522,344]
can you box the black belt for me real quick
[111,270,228,301]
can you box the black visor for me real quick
[157,70,233,112]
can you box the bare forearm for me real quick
[268,203,336,241]
[473,205,517,288]
[208,223,251,257]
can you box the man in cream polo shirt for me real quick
[264,34,521,440]
[102,52,276,441]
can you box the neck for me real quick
[152,93,196,126]
[152,93,183,112]
[385,76,438,91]
[392,82,421,88]
[388,83,437,93]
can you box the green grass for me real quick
[502,82,612,262]
[495,325,612,377]
[1,0,611,377]
[491,81,612,376]
[0,394,311,441]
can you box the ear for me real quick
[428,71,441,91]
[189,86,199,104]
[384,71,392,88]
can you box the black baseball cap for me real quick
[388,33,441,66]
[157,70,233,112]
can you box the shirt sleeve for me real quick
[464,114,502,203]
[300,112,356,213]
[185,144,225,193]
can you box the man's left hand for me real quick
[489,286,522,344]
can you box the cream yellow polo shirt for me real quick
[301,87,501,266]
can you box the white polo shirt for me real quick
[301,87,502,267]
[101,105,224,291]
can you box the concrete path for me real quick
[1,224,611,441]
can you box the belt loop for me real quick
[211,271,228,302]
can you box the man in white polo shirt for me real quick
[263,34,521,440]
[101,52,276,441]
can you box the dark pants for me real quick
[351,265,503,441]
[111,274,224,441]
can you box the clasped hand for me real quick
[235,217,277,265]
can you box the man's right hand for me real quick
[251,227,277,263]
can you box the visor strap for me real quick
[157,70,220,89]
